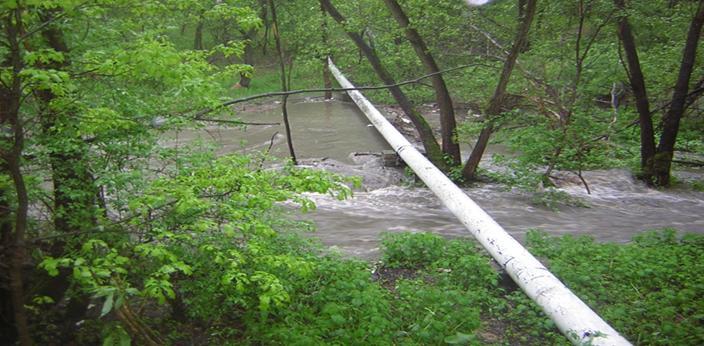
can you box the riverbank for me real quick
[162,95,704,258]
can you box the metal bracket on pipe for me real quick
[328,58,631,346]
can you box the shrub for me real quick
[526,229,704,345]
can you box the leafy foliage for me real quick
[526,229,704,345]
[3,0,704,345]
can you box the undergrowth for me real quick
[71,229,704,345]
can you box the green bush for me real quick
[55,224,704,345]
[394,282,482,345]
[526,229,704,345]
[244,257,395,345]
[381,232,447,268]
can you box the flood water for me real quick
[166,97,391,164]
[166,97,704,258]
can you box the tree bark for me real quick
[382,0,461,165]
[238,3,268,88]
[194,17,204,50]
[259,0,270,55]
[37,10,98,236]
[462,0,538,180]
[654,0,704,186]
[34,12,98,342]
[269,0,297,164]
[238,28,256,88]
[1,10,33,346]
[518,0,531,52]
[321,3,333,100]
[614,0,656,185]
[0,186,15,343]
[320,0,446,169]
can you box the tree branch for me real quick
[194,63,481,118]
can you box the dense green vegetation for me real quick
[2,0,703,344]
[37,230,704,345]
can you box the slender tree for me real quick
[269,0,297,164]
[614,0,656,184]
[382,0,461,165]
[1,8,32,346]
[321,3,333,100]
[238,2,268,88]
[462,0,538,180]
[31,10,102,341]
[194,13,205,50]
[320,0,447,169]
[654,0,704,185]
[238,27,257,88]
[615,0,704,186]
[36,9,98,238]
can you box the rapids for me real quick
[164,97,704,258]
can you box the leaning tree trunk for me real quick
[320,0,446,170]
[462,0,538,180]
[518,0,532,52]
[382,0,461,165]
[654,0,704,186]
[614,0,657,185]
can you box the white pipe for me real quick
[329,59,631,346]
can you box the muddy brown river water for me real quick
[164,97,704,258]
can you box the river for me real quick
[164,96,704,258]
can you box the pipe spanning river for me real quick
[162,96,704,258]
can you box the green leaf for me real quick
[39,257,60,277]
[444,332,474,344]
[101,292,115,318]
[103,324,131,346]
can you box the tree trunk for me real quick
[260,0,270,55]
[614,0,656,184]
[321,3,333,100]
[238,29,256,88]
[320,0,446,169]
[462,0,538,180]
[37,10,98,236]
[269,0,297,164]
[382,0,461,165]
[322,59,333,100]
[518,0,531,52]
[654,0,704,186]
[27,10,97,342]
[194,18,204,50]
[1,11,32,346]
[238,3,267,88]
[6,144,31,346]
[0,187,15,343]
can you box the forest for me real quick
[1,0,703,345]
